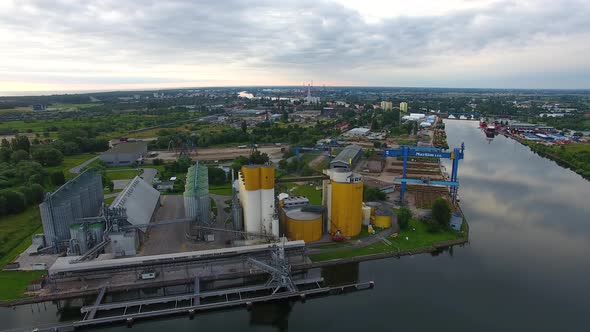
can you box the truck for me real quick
[140,271,157,280]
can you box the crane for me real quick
[382,143,465,203]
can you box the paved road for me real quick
[69,156,99,174]
[142,195,186,256]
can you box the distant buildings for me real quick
[400,102,408,113]
[380,101,393,111]
[345,128,371,137]
[33,104,46,111]
[100,141,147,166]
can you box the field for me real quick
[0,208,45,301]
[0,106,32,114]
[288,184,323,205]
[51,103,101,110]
[209,184,233,196]
[105,169,142,180]
[44,153,97,178]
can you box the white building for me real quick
[345,128,371,137]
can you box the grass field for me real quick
[310,219,463,262]
[0,271,45,301]
[44,153,97,179]
[209,184,232,196]
[291,184,323,205]
[0,209,46,301]
[104,196,116,205]
[0,106,32,114]
[52,103,101,110]
[0,208,41,261]
[105,169,142,180]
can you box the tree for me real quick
[249,150,270,165]
[0,147,10,163]
[11,135,30,152]
[11,150,30,163]
[1,139,10,149]
[31,147,64,166]
[208,167,227,185]
[0,190,26,214]
[50,171,66,186]
[241,121,248,133]
[397,207,412,230]
[432,197,452,229]
[363,186,386,201]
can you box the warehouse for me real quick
[100,141,147,166]
[111,176,161,233]
[330,145,363,171]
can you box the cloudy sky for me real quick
[1,0,589,94]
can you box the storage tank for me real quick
[374,215,392,229]
[69,223,88,255]
[284,208,322,243]
[329,169,363,237]
[260,166,277,236]
[240,165,261,234]
[89,222,105,244]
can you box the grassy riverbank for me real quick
[0,208,47,301]
[519,140,590,180]
[310,219,466,262]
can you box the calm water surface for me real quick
[2,120,589,331]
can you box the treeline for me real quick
[0,136,68,216]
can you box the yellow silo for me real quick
[241,165,261,190]
[259,166,275,189]
[330,181,363,237]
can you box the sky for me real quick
[0,0,589,94]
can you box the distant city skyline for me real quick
[1,0,589,93]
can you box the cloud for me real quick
[0,0,589,90]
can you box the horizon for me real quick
[1,0,590,93]
[3,84,590,98]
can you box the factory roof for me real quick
[103,141,147,155]
[330,145,363,168]
[111,176,160,232]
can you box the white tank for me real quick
[260,188,277,236]
[244,189,261,234]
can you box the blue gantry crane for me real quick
[383,143,465,203]
[294,146,332,160]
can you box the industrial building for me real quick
[100,141,147,166]
[237,165,279,237]
[330,145,363,171]
[323,168,363,237]
[39,169,104,252]
[184,162,211,225]
[110,176,160,233]
[109,176,160,256]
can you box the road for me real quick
[141,195,186,256]
[69,156,99,174]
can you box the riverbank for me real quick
[506,133,590,180]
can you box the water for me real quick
[2,120,590,331]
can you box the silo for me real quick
[69,223,88,255]
[328,169,363,237]
[183,162,210,225]
[259,166,277,236]
[89,222,105,244]
[240,165,261,234]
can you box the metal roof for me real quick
[103,141,146,155]
[112,176,160,231]
[330,145,362,167]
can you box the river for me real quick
[2,120,590,331]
